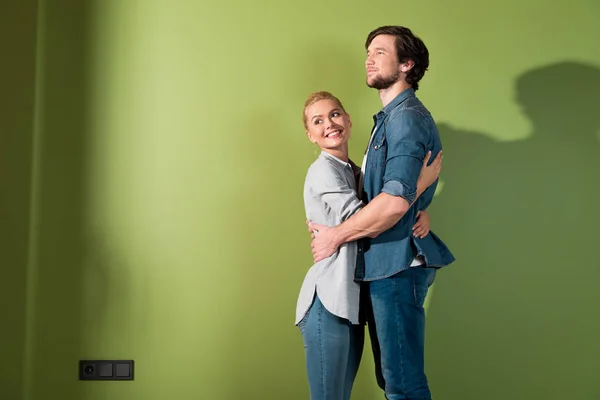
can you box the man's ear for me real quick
[347,113,353,128]
[399,59,415,73]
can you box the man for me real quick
[308,26,455,399]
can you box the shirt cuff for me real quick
[382,180,416,204]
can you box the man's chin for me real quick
[367,74,398,90]
[367,80,395,90]
[367,79,388,90]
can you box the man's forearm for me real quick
[331,180,430,246]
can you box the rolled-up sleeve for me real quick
[310,166,364,221]
[382,109,429,204]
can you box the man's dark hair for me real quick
[365,26,429,90]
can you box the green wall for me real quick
[2,0,599,399]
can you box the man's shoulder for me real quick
[384,104,433,141]
[389,97,430,120]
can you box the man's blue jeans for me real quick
[298,294,364,400]
[365,266,437,400]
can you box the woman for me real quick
[295,91,441,399]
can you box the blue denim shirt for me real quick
[355,88,455,281]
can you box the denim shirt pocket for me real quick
[368,124,387,171]
[371,127,386,151]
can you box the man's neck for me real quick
[379,80,412,108]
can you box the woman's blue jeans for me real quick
[298,294,365,400]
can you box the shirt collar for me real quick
[378,87,415,117]
[321,151,351,168]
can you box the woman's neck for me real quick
[323,145,349,162]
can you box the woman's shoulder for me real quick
[305,153,343,183]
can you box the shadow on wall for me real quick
[426,61,600,400]
[0,1,38,398]
[24,1,118,399]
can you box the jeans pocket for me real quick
[297,303,312,331]
[413,268,436,307]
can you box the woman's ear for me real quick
[306,130,317,143]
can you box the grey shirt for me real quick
[295,151,364,325]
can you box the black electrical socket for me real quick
[79,360,134,381]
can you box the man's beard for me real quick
[367,70,400,90]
